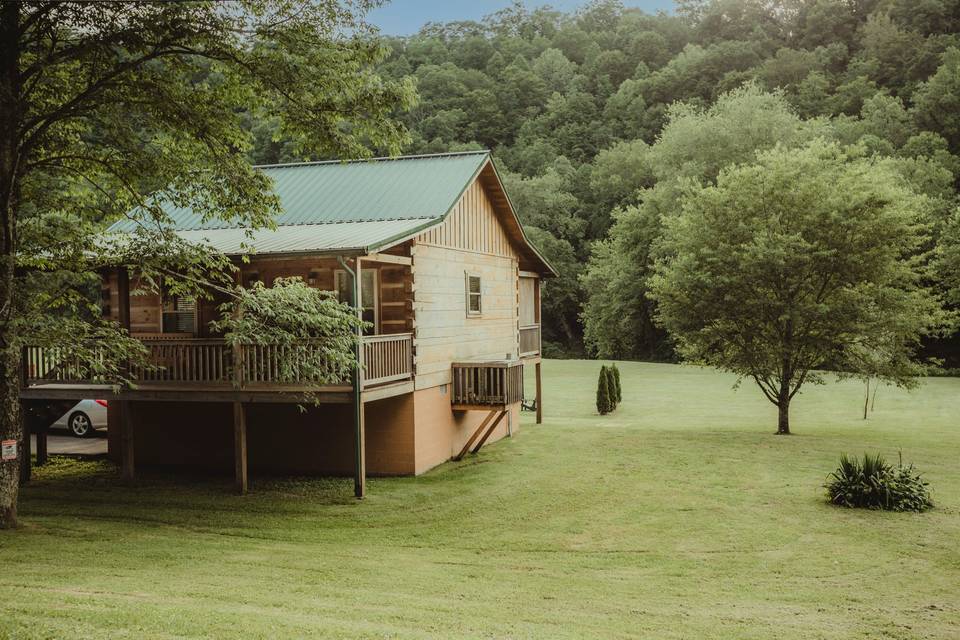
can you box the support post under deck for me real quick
[535,361,543,424]
[35,423,47,467]
[233,401,248,495]
[18,402,30,486]
[120,401,135,483]
[340,255,366,499]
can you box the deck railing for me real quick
[362,333,415,385]
[22,346,110,385]
[22,333,414,390]
[519,324,541,357]
[134,340,232,385]
[451,360,524,408]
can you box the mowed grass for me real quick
[1,360,959,639]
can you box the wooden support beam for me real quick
[535,361,543,425]
[354,395,366,499]
[35,424,48,467]
[120,400,135,483]
[471,410,507,455]
[364,252,412,266]
[233,401,248,495]
[117,267,131,332]
[352,257,366,500]
[454,410,497,461]
[18,403,30,486]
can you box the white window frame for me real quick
[465,272,482,317]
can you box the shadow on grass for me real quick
[25,455,360,507]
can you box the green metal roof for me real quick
[106,150,555,274]
[108,151,489,233]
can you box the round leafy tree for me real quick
[649,141,949,435]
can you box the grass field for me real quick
[1,360,958,639]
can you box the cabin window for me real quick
[335,269,378,334]
[243,270,260,288]
[162,295,196,334]
[519,276,537,326]
[465,273,482,316]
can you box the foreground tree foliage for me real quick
[0,1,414,529]
[648,141,950,434]
[210,278,366,388]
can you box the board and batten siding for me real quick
[412,177,521,390]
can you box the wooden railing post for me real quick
[19,345,27,389]
[232,343,244,389]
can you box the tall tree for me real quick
[582,85,826,360]
[0,1,414,529]
[648,141,948,434]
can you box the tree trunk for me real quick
[863,379,870,420]
[776,379,791,435]
[776,400,790,435]
[0,1,22,529]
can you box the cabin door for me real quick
[335,268,379,335]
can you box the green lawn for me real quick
[2,361,959,639]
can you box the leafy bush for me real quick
[826,453,932,512]
[596,365,614,415]
[609,363,622,404]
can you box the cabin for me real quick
[18,151,554,496]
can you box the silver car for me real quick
[51,400,109,437]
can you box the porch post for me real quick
[353,257,366,499]
[339,255,366,499]
[233,401,248,495]
[117,267,131,332]
[18,402,30,486]
[535,361,543,425]
[355,396,366,498]
[120,401,135,482]
[35,421,47,467]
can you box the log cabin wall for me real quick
[234,255,414,336]
[103,271,163,334]
[103,255,415,338]
[412,177,522,390]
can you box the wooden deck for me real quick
[450,360,524,411]
[19,334,414,403]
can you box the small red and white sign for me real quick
[1,440,16,461]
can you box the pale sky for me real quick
[369,0,676,36]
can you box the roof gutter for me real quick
[338,254,365,500]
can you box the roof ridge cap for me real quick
[253,150,490,170]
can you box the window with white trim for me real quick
[465,273,482,316]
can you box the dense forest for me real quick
[249,0,960,361]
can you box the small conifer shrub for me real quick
[610,363,622,404]
[596,365,613,415]
[604,366,618,410]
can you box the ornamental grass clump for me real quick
[826,453,932,512]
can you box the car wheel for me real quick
[68,411,93,438]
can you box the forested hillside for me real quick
[251,0,960,361]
